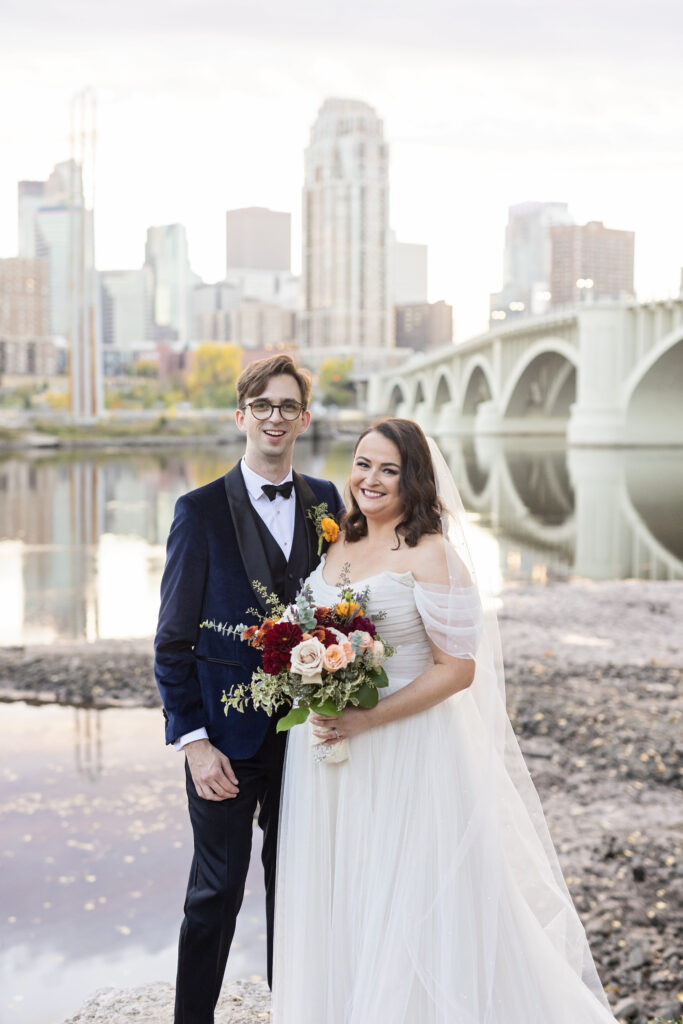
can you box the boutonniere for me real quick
[307,502,340,556]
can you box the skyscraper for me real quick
[17,160,94,339]
[391,237,428,306]
[549,221,635,306]
[144,224,194,344]
[300,98,391,356]
[490,201,573,324]
[226,207,291,273]
[100,267,154,367]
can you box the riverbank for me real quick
[0,410,370,450]
[1,580,681,1024]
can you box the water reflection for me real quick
[0,440,682,646]
[444,437,683,582]
[0,703,267,1023]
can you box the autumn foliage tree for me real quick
[186,343,242,408]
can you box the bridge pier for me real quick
[568,449,632,578]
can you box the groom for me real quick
[154,354,344,1024]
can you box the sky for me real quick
[2,0,682,340]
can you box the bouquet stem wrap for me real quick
[309,721,349,764]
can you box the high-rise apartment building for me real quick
[0,257,56,375]
[395,300,452,352]
[490,201,573,324]
[226,207,291,273]
[145,224,194,344]
[300,98,391,356]
[549,221,635,306]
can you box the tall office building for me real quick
[226,207,291,273]
[550,221,635,306]
[17,160,94,339]
[100,267,154,368]
[225,208,297,310]
[144,224,194,344]
[391,236,428,305]
[490,201,573,324]
[300,98,391,356]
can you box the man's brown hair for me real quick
[236,354,312,410]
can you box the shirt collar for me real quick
[240,457,293,502]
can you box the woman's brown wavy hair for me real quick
[343,418,442,548]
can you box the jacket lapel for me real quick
[223,463,275,615]
[293,471,321,577]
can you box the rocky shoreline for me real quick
[2,580,681,1024]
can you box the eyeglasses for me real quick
[245,398,304,421]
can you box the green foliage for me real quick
[319,356,355,407]
[276,705,311,732]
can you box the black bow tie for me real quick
[262,481,294,501]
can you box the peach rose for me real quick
[322,644,349,672]
[349,630,374,652]
[370,639,385,667]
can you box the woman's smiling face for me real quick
[349,431,403,523]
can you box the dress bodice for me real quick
[306,558,435,689]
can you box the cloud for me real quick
[3,0,682,65]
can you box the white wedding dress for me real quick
[271,559,617,1024]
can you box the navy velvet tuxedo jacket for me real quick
[154,463,344,760]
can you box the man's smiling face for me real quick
[236,373,311,474]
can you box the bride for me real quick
[271,418,617,1023]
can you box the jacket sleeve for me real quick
[154,494,209,744]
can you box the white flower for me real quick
[290,636,326,684]
[281,604,300,624]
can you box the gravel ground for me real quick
[1,580,681,1024]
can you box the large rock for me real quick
[62,979,270,1024]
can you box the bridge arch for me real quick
[386,381,409,416]
[459,357,496,415]
[413,376,428,409]
[433,372,453,411]
[622,328,683,445]
[500,338,578,421]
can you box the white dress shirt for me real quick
[175,459,296,751]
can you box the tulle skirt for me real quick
[271,665,616,1024]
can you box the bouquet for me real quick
[201,571,394,764]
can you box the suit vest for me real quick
[244,496,309,606]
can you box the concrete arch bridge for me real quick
[370,298,683,445]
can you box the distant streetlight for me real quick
[576,278,594,303]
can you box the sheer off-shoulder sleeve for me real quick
[414,579,483,660]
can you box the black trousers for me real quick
[174,720,286,1024]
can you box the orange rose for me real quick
[322,644,349,672]
[321,517,339,544]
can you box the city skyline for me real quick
[1,0,682,341]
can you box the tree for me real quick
[185,343,241,409]
[319,357,355,407]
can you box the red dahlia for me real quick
[263,621,303,674]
